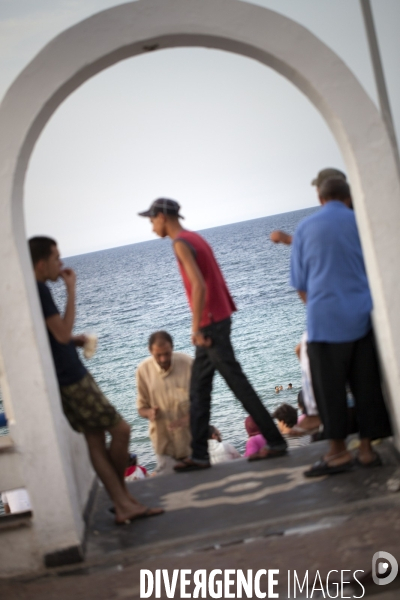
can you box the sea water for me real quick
[0,207,317,471]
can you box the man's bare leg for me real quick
[357,438,378,464]
[107,420,140,504]
[108,419,130,483]
[84,429,150,523]
[324,439,352,466]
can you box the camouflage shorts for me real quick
[60,372,121,433]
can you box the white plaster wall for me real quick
[0,0,400,571]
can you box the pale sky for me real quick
[1,0,399,256]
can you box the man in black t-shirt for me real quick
[29,237,163,524]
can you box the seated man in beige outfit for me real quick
[137,331,193,475]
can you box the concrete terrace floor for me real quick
[3,439,400,599]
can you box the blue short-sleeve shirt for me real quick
[290,201,372,343]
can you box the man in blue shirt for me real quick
[290,178,391,477]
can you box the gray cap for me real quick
[311,168,346,187]
[138,198,184,218]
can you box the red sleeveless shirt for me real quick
[174,230,237,328]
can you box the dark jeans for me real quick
[189,317,286,461]
[307,330,392,440]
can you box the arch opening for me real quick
[25,45,344,256]
[22,44,347,471]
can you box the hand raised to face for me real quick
[60,268,76,289]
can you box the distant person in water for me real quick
[287,383,293,390]
[28,236,163,524]
[139,198,287,470]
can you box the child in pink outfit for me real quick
[244,416,267,457]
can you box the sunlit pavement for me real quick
[2,439,400,599]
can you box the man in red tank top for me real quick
[139,198,287,470]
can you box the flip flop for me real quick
[116,507,164,525]
[247,445,288,462]
[174,458,211,472]
[355,453,382,468]
[303,457,354,478]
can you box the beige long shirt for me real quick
[136,352,193,459]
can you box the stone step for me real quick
[0,511,32,532]
[0,436,26,491]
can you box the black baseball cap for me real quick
[138,198,184,219]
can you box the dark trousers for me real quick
[307,330,392,440]
[189,317,285,461]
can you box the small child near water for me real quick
[124,452,148,481]
[244,416,267,457]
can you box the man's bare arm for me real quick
[45,268,76,344]
[174,240,211,347]
[72,334,87,347]
[136,370,159,421]
[298,290,307,303]
[138,407,159,421]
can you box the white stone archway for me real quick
[1,0,400,573]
